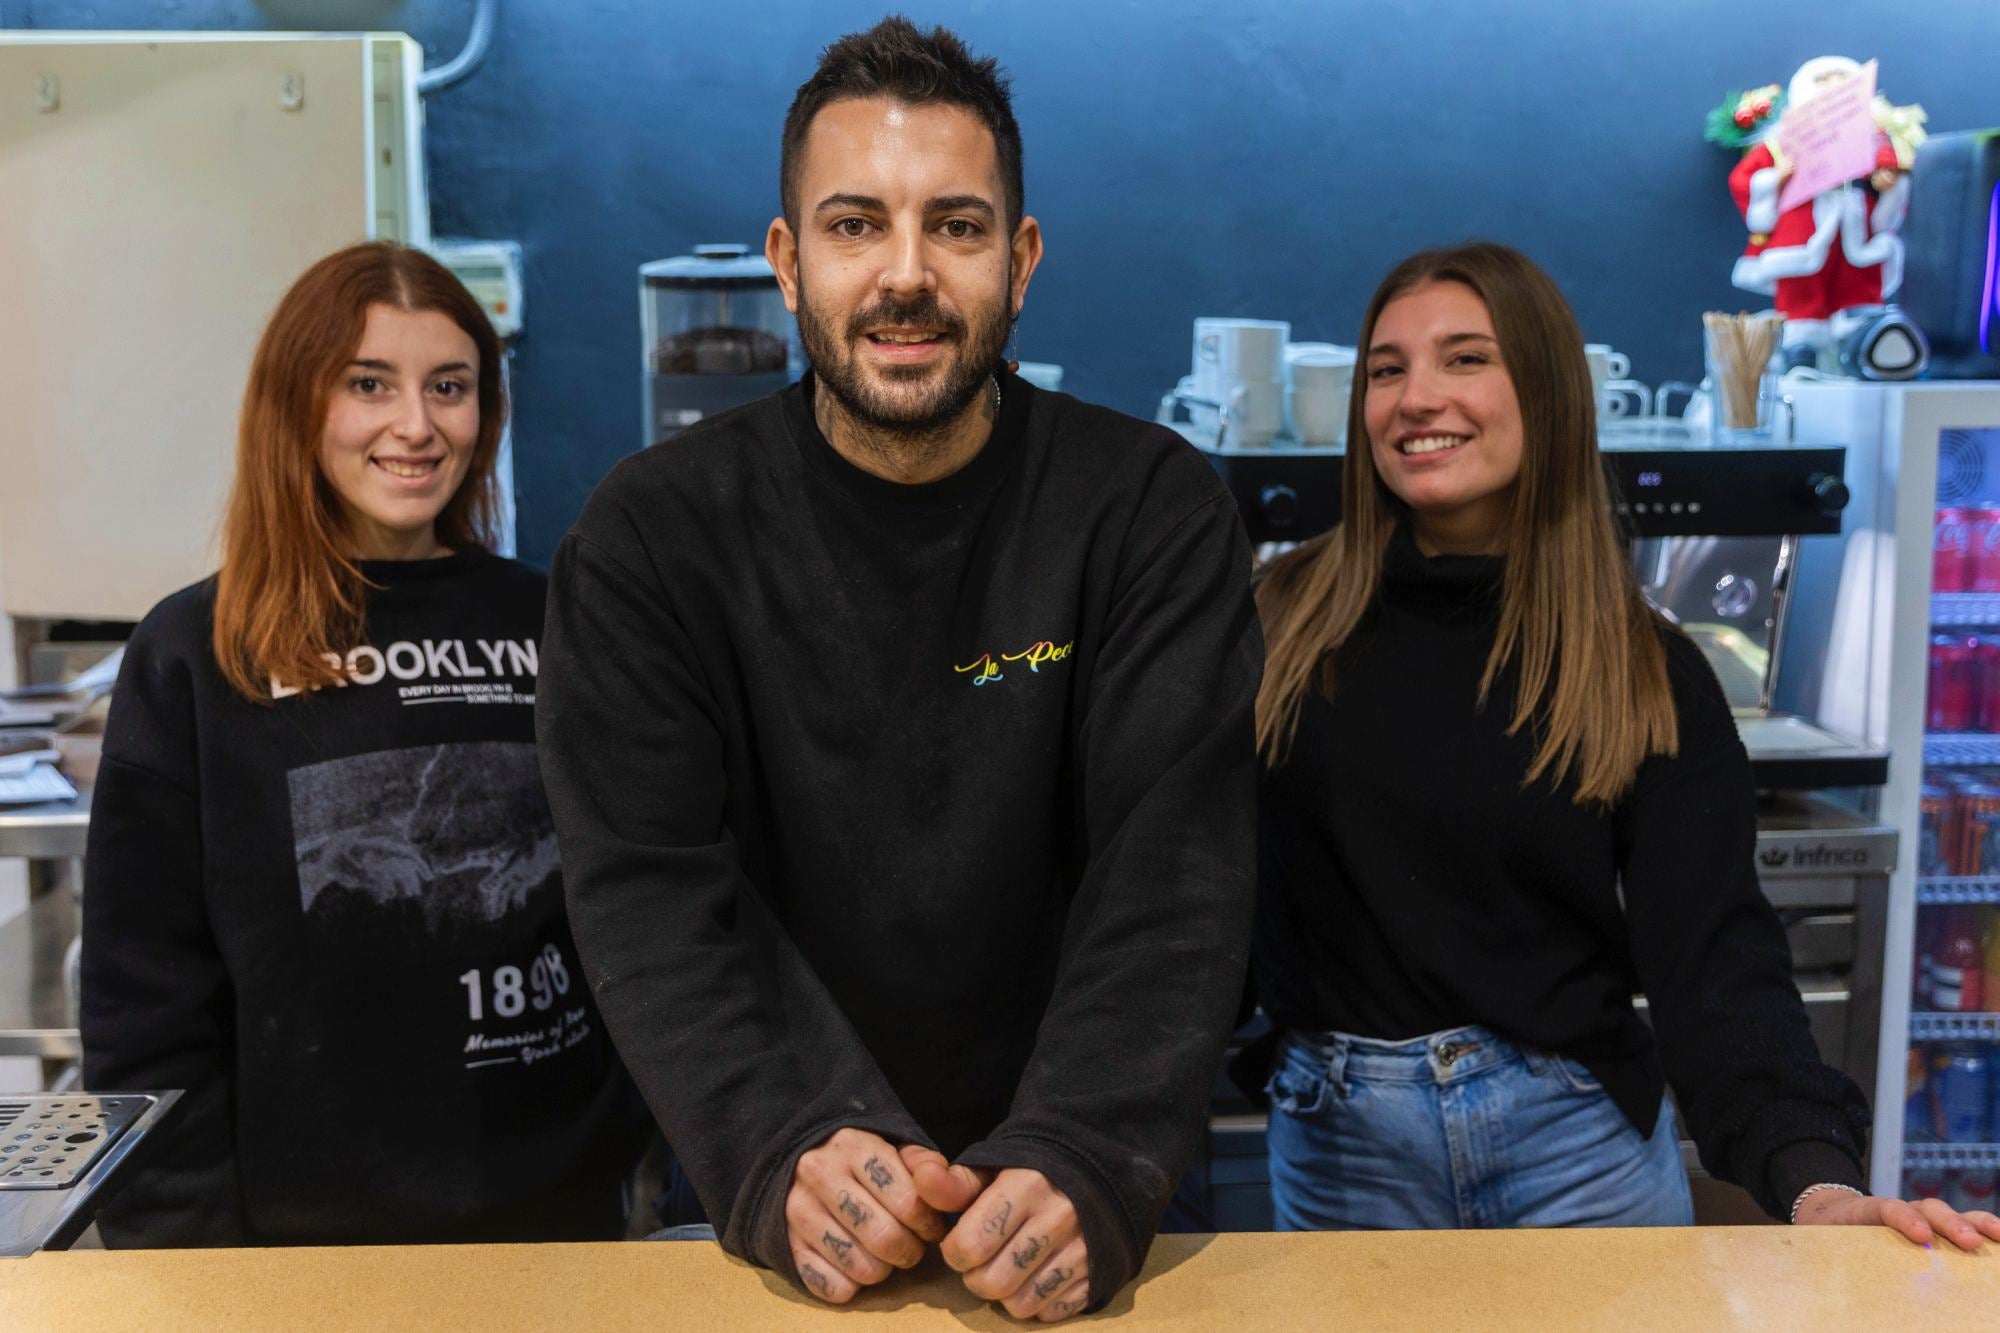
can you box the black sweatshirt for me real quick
[538,373,1260,1305]
[81,554,640,1246]
[1253,527,1870,1220]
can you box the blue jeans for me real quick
[1266,1025,1693,1230]
[645,1223,718,1242]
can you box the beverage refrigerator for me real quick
[1789,379,2000,1212]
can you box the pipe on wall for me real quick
[417,0,494,94]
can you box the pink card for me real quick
[1777,60,1879,213]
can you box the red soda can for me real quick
[1974,507,2000,592]
[1951,1170,1999,1215]
[1921,783,1953,877]
[1938,507,1975,593]
[1947,774,1984,875]
[1930,635,1980,732]
[1957,786,2000,879]
[1980,638,2000,731]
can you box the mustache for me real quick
[845,293,966,341]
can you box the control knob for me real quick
[1805,471,1850,516]
[1259,483,1300,529]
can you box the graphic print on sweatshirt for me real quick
[271,636,538,706]
[286,740,595,1072]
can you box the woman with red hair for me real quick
[81,242,640,1246]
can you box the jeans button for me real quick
[1435,1043,1461,1068]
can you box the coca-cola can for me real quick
[1979,638,2000,732]
[1974,507,2000,592]
[1937,507,1975,593]
[1948,1169,1999,1215]
[1930,634,1980,732]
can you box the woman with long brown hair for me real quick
[1252,242,1999,1245]
[80,242,639,1246]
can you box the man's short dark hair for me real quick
[781,16,1024,232]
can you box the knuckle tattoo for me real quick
[1033,1266,1073,1300]
[837,1189,872,1228]
[823,1230,856,1270]
[984,1199,1013,1234]
[1050,1295,1087,1319]
[864,1155,895,1189]
[1012,1234,1047,1269]
[800,1262,835,1300]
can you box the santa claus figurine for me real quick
[1725,57,1926,367]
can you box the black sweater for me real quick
[538,373,1260,1305]
[81,554,640,1246]
[1254,527,1869,1219]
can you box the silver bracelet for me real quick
[1790,1181,1865,1223]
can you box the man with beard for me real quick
[538,18,1258,1322]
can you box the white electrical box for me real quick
[434,239,524,339]
[0,31,431,621]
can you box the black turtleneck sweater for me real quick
[538,373,1260,1306]
[1254,527,1869,1220]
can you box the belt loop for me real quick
[1327,1035,1351,1099]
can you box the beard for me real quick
[796,269,1011,442]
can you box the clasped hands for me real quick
[785,1127,1091,1322]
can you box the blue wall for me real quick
[11,1,1998,566]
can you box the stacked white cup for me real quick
[1188,318,1290,448]
[1585,344,1631,417]
[1285,343,1356,447]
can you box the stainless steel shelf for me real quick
[1910,1012,2000,1041]
[1923,734,2000,766]
[1904,1143,2000,1170]
[1933,593,2000,629]
[0,788,89,861]
[0,887,80,1060]
[1917,876,2000,905]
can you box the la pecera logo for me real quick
[955,639,1075,688]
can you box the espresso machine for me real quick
[639,244,803,447]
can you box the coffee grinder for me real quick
[639,244,803,447]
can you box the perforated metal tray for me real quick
[0,1096,144,1190]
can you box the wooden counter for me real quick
[3,1227,1995,1330]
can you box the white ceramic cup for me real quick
[1286,345,1355,447]
[1584,344,1630,399]
[1226,379,1286,448]
[1193,318,1290,399]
